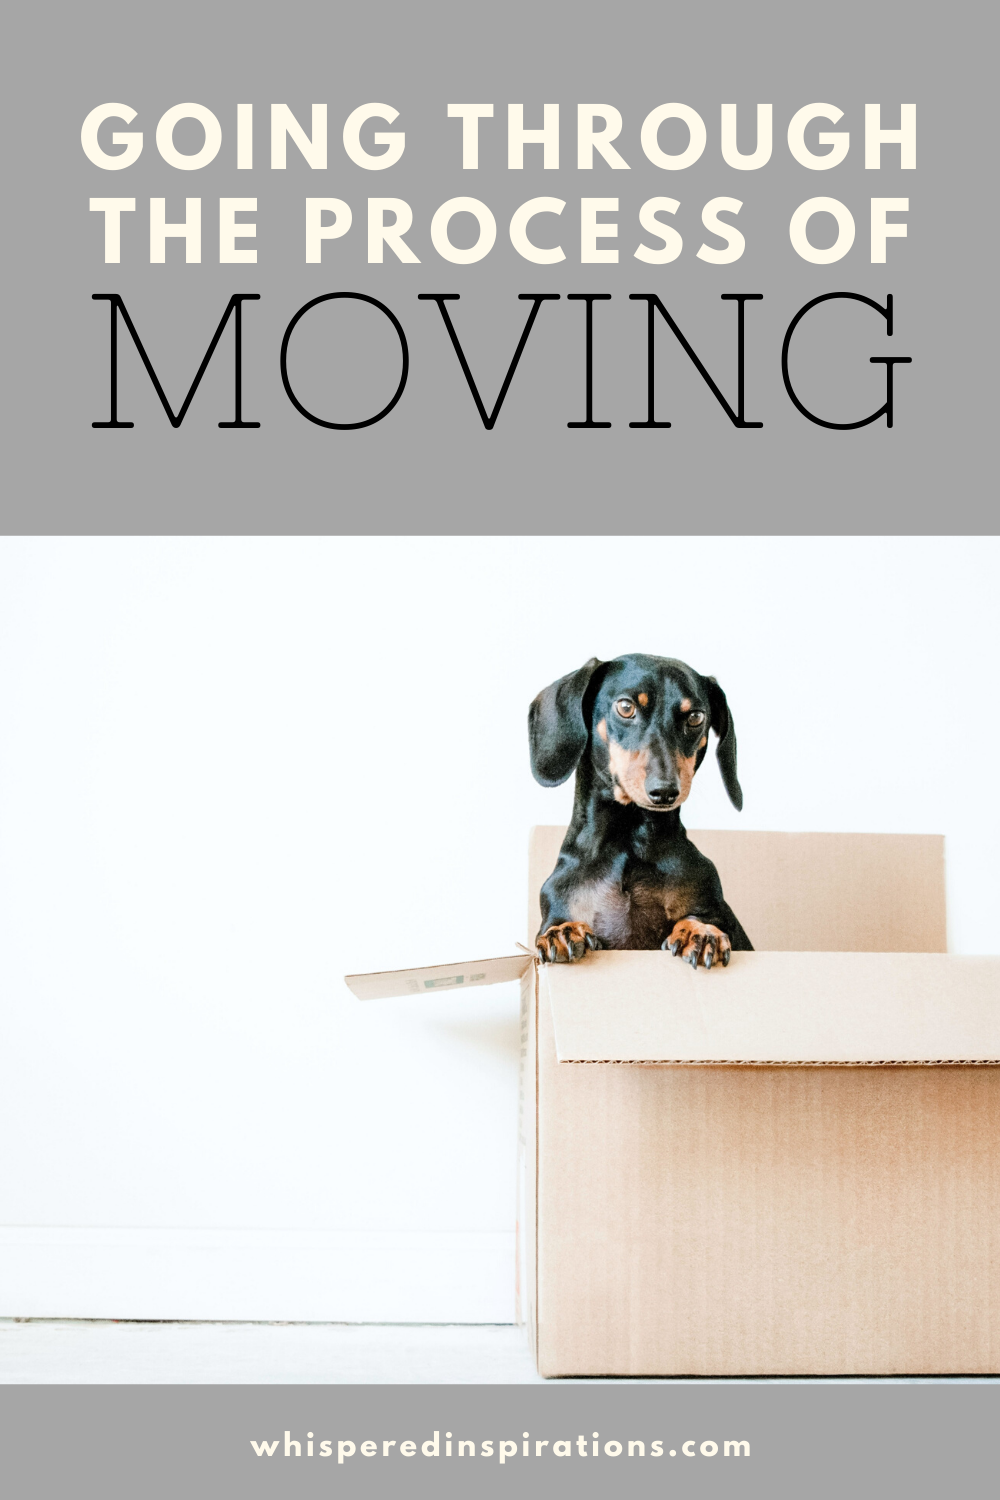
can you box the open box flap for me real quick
[543,950,1000,1064]
[345,952,530,1001]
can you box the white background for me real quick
[1,536,997,1321]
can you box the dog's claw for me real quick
[722,948,730,966]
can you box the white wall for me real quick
[1,536,997,1319]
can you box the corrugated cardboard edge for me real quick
[563,1057,1000,1067]
[514,961,540,1365]
[532,962,540,1372]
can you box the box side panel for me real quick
[529,826,947,954]
[536,1053,1000,1376]
[689,830,947,954]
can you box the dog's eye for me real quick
[615,699,636,720]
[687,711,705,728]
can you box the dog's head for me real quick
[528,653,742,812]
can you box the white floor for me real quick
[0,1320,544,1384]
[1,1321,998,1384]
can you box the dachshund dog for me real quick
[529,654,752,969]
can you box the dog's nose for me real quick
[646,781,679,806]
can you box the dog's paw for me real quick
[662,918,731,970]
[536,921,601,963]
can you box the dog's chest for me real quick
[569,868,695,949]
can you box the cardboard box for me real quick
[346,827,1000,1377]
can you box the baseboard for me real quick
[0,1227,516,1323]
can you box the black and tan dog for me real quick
[529,654,752,969]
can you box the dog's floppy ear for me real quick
[705,676,743,811]
[529,657,604,787]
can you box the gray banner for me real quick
[3,0,995,533]
[2,1382,998,1499]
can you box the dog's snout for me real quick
[645,780,679,806]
